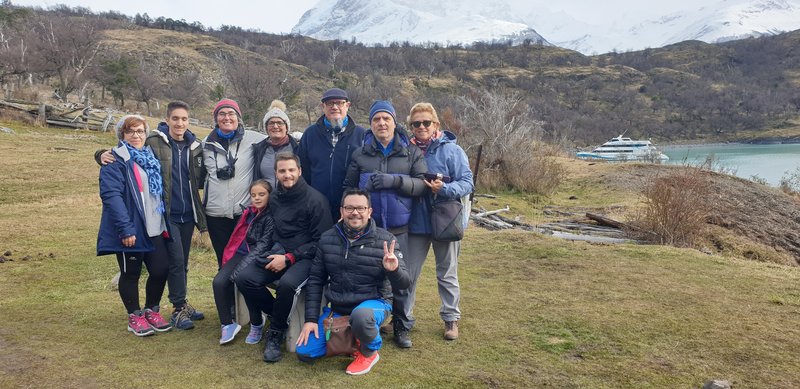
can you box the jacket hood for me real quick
[362,126,410,152]
[154,122,198,144]
[413,130,457,147]
[111,141,132,162]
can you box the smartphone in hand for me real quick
[423,172,452,183]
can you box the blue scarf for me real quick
[124,141,165,214]
[324,116,349,134]
[216,127,237,139]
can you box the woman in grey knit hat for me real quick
[253,100,299,190]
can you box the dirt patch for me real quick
[601,164,800,265]
[0,250,56,264]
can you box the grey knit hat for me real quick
[115,114,149,140]
[262,100,290,133]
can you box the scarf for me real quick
[216,127,237,140]
[324,116,349,134]
[124,141,165,214]
[342,221,369,242]
[411,137,434,154]
[269,135,290,149]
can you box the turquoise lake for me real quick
[661,143,800,186]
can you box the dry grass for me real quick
[3,122,800,387]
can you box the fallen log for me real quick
[492,214,537,231]
[586,212,628,229]
[473,205,510,218]
[471,215,513,230]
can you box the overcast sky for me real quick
[10,0,321,33]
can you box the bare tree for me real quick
[457,88,561,193]
[167,70,207,109]
[132,58,162,116]
[0,5,31,86]
[225,58,275,127]
[328,44,341,75]
[28,14,102,101]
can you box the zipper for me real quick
[177,146,187,223]
[329,140,335,191]
[187,145,198,223]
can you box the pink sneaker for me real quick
[128,312,155,337]
[144,308,173,332]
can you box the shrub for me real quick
[779,167,800,195]
[457,88,564,195]
[628,168,710,247]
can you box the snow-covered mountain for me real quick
[292,0,800,54]
[291,0,550,47]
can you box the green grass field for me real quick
[1,123,799,388]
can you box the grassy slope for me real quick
[1,123,800,388]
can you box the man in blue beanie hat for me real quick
[297,88,367,221]
[343,100,428,349]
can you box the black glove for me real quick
[371,174,400,190]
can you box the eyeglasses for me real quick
[267,121,286,127]
[217,111,238,118]
[324,100,347,108]
[410,120,435,129]
[342,205,369,214]
[123,130,146,137]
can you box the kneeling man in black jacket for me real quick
[296,189,410,375]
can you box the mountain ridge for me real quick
[293,0,800,54]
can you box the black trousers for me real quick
[166,220,194,307]
[115,235,170,314]
[234,259,312,330]
[206,215,240,269]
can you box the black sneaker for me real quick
[263,328,285,363]
[393,321,412,348]
[184,300,205,321]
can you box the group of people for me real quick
[96,88,474,375]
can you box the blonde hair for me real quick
[407,102,440,126]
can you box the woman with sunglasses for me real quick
[406,103,474,342]
[97,115,173,337]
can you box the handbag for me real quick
[431,199,465,242]
[324,312,357,357]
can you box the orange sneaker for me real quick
[345,351,380,375]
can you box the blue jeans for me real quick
[296,299,391,359]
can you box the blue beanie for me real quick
[369,100,396,123]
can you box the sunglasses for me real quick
[410,120,435,129]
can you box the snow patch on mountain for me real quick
[292,0,549,46]
[292,0,800,54]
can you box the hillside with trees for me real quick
[1,3,799,146]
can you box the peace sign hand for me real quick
[383,240,399,271]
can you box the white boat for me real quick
[576,135,669,162]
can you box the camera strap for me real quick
[214,141,241,171]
